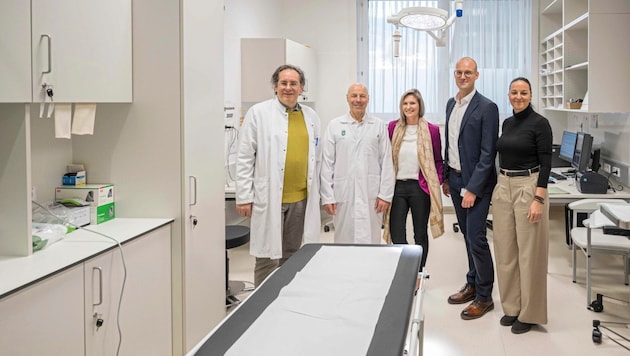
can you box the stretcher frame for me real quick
[189,243,424,356]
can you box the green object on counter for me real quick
[32,235,49,251]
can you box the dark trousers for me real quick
[390,179,430,269]
[254,199,306,287]
[448,171,494,301]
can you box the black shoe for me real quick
[511,319,534,334]
[500,315,518,326]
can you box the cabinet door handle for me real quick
[93,267,103,306]
[189,176,198,206]
[41,34,52,74]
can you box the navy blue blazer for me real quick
[444,91,499,197]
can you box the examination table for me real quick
[189,243,426,356]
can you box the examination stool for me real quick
[225,225,250,307]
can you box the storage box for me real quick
[62,170,86,186]
[55,184,115,224]
[565,102,582,109]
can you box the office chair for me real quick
[568,199,630,312]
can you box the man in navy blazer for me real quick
[442,57,499,320]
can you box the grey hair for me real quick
[271,64,306,87]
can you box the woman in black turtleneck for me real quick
[491,77,552,335]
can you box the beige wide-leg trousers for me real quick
[491,172,549,324]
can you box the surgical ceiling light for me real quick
[387,0,464,51]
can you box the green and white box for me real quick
[55,184,115,224]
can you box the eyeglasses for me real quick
[277,81,300,89]
[454,70,475,78]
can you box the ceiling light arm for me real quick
[425,29,447,47]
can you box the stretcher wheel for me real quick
[592,327,602,344]
[324,225,330,232]
[590,300,604,312]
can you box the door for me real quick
[0,265,84,355]
[0,2,31,102]
[31,0,132,103]
[84,226,172,356]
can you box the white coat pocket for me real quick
[252,177,269,210]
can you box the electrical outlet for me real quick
[603,163,611,173]
[612,166,621,178]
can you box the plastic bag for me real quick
[31,223,67,251]
[31,202,71,251]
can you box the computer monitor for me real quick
[558,131,577,163]
[591,148,601,172]
[572,132,593,172]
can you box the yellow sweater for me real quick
[283,110,308,203]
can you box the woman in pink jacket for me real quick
[384,89,445,269]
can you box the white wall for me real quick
[225,0,357,129]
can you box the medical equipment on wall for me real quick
[387,0,463,49]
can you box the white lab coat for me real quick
[236,98,321,259]
[320,114,395,244]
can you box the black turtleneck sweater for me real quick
[496,104,553,188]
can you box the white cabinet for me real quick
[0,225,172,356]
[241,38,317,103]
[539,0,630,112]
[0,265,85,356]
[1,2,226,354]
[0,0,132,103]
[0,2,32,102]
[84,225,172,356]
[31,0,132,103]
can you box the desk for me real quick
[189,244,423,356]
[548,171,630,204]
[548,170,630,245]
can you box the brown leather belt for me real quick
[449,166,461,174]
[499,166,540,177]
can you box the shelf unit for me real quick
[538,0,630,113]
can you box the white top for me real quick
[447,89,476,171]
[397,125,420,180]
[0,218,173,298]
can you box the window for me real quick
[360,0,532,122]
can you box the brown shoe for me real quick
[461,300,494,320]
[447,284,476,304]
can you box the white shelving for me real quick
[538,0,630,113]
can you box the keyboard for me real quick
[549,171,568,180]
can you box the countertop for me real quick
[0,218,173,299]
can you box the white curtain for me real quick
[367,0,532,122]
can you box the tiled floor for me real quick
[227,206,630,355]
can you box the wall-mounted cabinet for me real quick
[241,38,317,104]
[0,0,132,103]
[538,0,630,113]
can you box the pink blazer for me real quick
[388,120,444,195]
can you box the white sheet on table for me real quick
[226,245,403,356]
[585,210,615,228]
